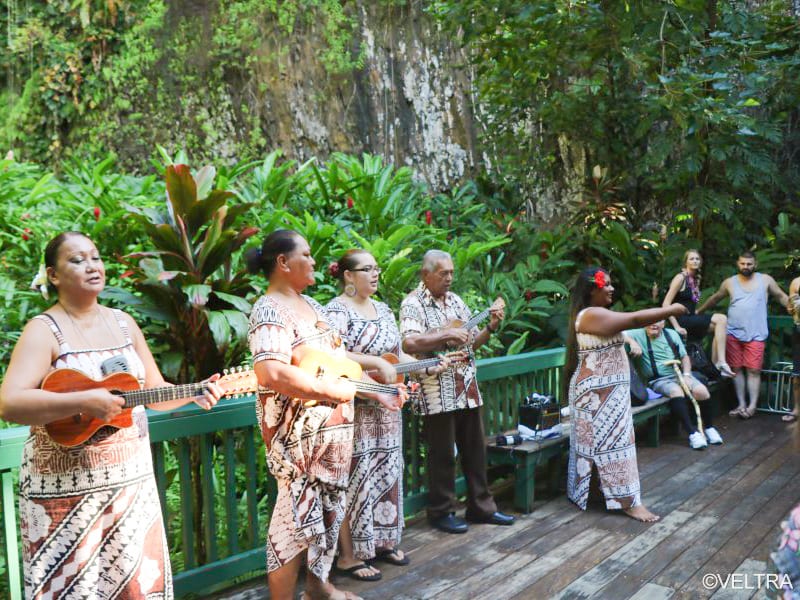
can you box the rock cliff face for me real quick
[249,2,481,190]
[73,1,483,192]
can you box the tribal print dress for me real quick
[326,298,404,560]
[248,295,353,581]
[567,310,642,511]
[19,311,172,600]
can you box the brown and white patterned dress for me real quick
[248,295,353,581]
[19,311,173,600]
[567,310,641,511]
[326,298,404,560]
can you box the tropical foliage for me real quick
[432,0,800,264]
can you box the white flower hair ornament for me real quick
[30,264,49,300]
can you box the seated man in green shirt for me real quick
[624,320,723,450]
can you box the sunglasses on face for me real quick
[349,266,382,274]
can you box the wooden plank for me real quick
[654,425,794,591]
[346,502,571,597]
[600,421,777,597]
[551,510,694,599]
[708,559,766,600]
[346,514,529,599]
[628,583,675,600]
[677,459,800,598]
[441,525,607,600]
[509,529,634,600]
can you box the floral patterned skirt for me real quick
[345,401,404,559]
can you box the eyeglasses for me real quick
[349,266,382,274]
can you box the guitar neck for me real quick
[121,383,207,408]
[394,357,442,375]
[463,307,491,330]
[354,380,399,396]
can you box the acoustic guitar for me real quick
[43,367,257,447]
[292,347,407,407]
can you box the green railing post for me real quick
[2,471,22,600]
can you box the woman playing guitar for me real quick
[0,231,223,599]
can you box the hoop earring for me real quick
[345,284,357,297]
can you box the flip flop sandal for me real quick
[782,414,798,423]
[333,562,382,582]
[728,407,744,417]
[373,547,410,566]
[739,407,756,419]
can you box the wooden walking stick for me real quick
[663,359,704,434]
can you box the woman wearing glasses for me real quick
[326,250,449,583]
[246,232,409,600]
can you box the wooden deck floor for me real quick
[216,412,799,600]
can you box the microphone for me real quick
[99,355,130,376]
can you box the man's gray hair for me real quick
[421,250,452,274]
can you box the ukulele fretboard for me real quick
[122,383,207,408]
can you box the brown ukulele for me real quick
[431,297,505,347]
[43,367,257,447]
[292,347,408,407]
[372,351,469,384]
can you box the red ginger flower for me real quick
[22,227,32,241]
[425,210,432,225]
[346,197,354,209]
[93,206,101,221]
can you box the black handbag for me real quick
[629,363,649,406]
[684,340,720,382]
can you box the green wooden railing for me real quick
[0,317,793,598]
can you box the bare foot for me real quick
[623,505,660,523]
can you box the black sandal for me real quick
[373,547,410,566]
[333,562,382,582]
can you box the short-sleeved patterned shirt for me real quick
[399,282,482,415]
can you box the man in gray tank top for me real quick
[698,251,788,419]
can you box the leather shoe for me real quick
[465,511,515,526]
[429,513,468,534]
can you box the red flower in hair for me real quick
[328,262,340,277]
[593,271,607,289]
